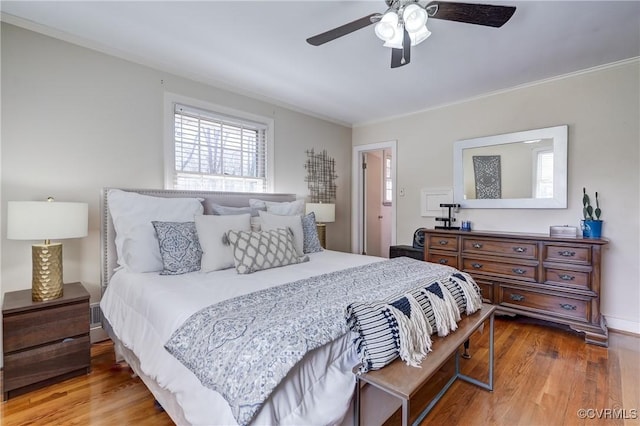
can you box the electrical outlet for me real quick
[399,188,406,197]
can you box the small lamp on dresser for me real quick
[305,202,335,249]
[7,197,88,301]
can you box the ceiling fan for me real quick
[306,1,516,68]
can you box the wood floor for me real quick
[1,317,638,426]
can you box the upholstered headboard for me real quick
[100,188,297,293]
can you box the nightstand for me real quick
[389,245,424,261]
[2,282,91,400]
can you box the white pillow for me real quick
[107,189,204,273]
[195,214,251,272]
[258,211,304,256]
[249,199,304,216]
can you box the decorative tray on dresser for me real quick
[423,229,609,346]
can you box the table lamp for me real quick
[7,198,88,301]
[305,202,335,249]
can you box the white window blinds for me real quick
[172,103,268,192]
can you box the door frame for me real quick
[351,141,397,255]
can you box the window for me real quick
[534,149,554,198]
[165,95,273,192]
[383,150,392,206]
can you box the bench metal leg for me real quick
[412,312,495,426]
[462,339,471,359]
[354,377,361,426]
[457,313,494,391]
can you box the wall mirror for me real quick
[453,125,568,208]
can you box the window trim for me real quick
[164,92,274,192]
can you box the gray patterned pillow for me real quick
[226,228,309,274]
[302,212,323,253]
[152,221,202,275]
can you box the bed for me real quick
[99,188,482,426]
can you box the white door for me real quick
[364,151,383,257]
[352,142,397,257]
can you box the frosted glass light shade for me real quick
[7,201,88,241]
[305,203,335,223]
[409,25,431,46]
[383,28,405,49]
[375,11,399,41]
[403,4,428,33]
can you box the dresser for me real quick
[2,282,91,399]
[423,229,608,346]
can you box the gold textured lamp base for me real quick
[32,243,64,301]
[316,223,327,249]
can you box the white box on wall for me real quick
[420,188,453,217]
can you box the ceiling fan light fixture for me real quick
[374,11,399,41]
[402,3,428,33]
[409,24,431,46]
[383,26,405,49]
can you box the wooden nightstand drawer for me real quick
[427,235,458,251]
[498,286,589,322]
[3,302,89,352]
[3,335,90,391]
[2,282,90,400]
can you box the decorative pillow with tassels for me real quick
[346,272,484,372]
[346,293,432,373]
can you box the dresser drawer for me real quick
[463,258,537,281]
[3,302,89,352]
[426,252,458,268]
[498,286,589,322]
[544,268,590,290]
[3,335,90,392]
[474,279,494,304]
[462,238,537,259]
[544,245,591,265]
[427,235,458,252]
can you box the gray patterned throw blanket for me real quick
[164,257,457,425]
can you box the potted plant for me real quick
[582,187,603,238]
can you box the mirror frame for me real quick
[453,125,568,209]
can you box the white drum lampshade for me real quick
[7,199,88,301]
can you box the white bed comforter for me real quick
[100,250,382,425]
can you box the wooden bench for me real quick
[353,304,496,426]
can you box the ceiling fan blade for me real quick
[426,1,516,28]
[391,29,411,69]
[307,13,380,46]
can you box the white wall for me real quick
[353,60,640,334]
[0,22,352,353]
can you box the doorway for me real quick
[352,141,397,257]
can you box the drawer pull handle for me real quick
[559,274,575,281]
[438,240,449,245]
[512,268,526,275]
[472,243,483,249]
[510,294,525,302]
[438,259,449,265]
[558,250,576,257]
[560,303,577,311]
[471,263,483,269]
[512,246,527,253]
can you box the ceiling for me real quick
[2,1,639,126]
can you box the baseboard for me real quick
[605,315,640,335]
[90,326,110,343]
